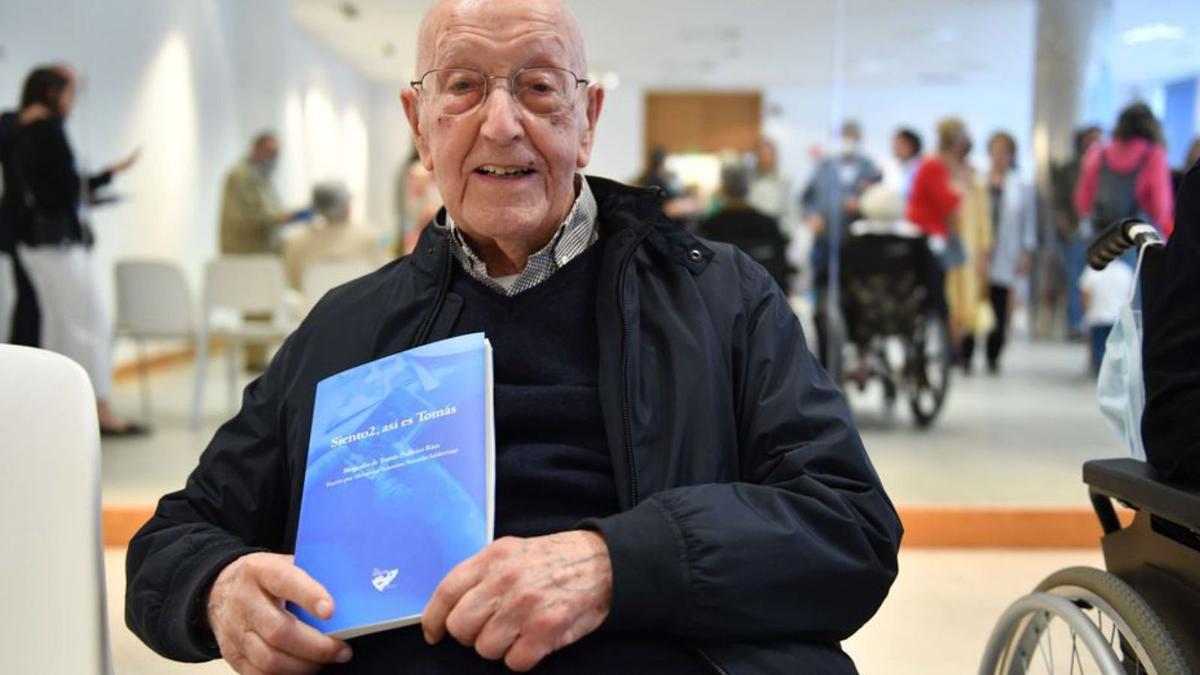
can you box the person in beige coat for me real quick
[941,123,994,365]
[282,181,384,293]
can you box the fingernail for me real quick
[336,647,352,663]
[316,600,332,618]
[423,630,436,645]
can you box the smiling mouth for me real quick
[475,165,536,178]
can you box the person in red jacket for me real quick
[906,119,967,239]
[1075,103,1174,235]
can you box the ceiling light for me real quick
[1122,23,1185,45]
[338,2,359,20]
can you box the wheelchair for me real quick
[979,219,1200,675]
[816,221,953,427]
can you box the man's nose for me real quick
[478,83,525,145]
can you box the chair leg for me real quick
[192,331,208,429]
[136,338,152,422]
[226,339,238,413]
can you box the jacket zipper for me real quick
[411,243,453,348]
[616,227,650,507]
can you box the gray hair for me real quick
[312,181,350,220]
[720,162,751,200]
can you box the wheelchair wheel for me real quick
[906,312,951,427]
[980,566,1188,675]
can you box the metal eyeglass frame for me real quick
[409,66,590,116]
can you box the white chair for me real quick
[193,256,295,427]
[0,345,111,674]
[114,259,196,421]
[301,259,373,315]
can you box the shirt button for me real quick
[688,249,703,262]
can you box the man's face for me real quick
[402,0,603,245]
[892,135,913,162]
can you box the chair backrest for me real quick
[114,259,195,338]
[0,345,110,674]
[301,260,373,311]
[204,255,288,316]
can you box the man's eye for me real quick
[447,80,478,93]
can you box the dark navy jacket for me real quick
[126,177,902,674]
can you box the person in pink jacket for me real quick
[1075,103,1175,235]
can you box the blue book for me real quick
[291,333,494,638]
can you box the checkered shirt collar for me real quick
[444,175,599,296]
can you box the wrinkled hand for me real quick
[207,552,352,675]
[422,531,612,672]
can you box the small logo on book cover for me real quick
[371,568,399,592]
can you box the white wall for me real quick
[0,0,408,361]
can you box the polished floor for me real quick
[101,337,1121,673]
[101,337,1125,508]
[106,546,1105,674]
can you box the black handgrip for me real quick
[1087,218,1164,271]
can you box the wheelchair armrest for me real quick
[1084,458,1200,531]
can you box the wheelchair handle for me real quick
[1087,218,1164,271]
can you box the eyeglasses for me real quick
[410,66,589,117]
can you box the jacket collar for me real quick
[410,175,714,278]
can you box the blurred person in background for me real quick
[962,131,1035,375]
[8,64,142,434]
[282,181,385,292]
[892,127,923,200]
[801,120,882,284]
[637,145,697,222]
[1080,257,1133,377]
[219,131,309,255]
[218,131,308,370]
[748,137,796,240]
[699,161,790,290]
[910,117,992,355]
[0,88,53,345]
[1171,136,1200,195]
[1052,125,1102,339]
[1075,103,1174,237]
[395,148,443,255]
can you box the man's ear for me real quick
[575,85,606,169]
[401,88,434,170]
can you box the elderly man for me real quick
[126,1,901,673]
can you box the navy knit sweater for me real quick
[327,244,710,673]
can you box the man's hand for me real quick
[422,531,612,672]
[207,552,352,675]
[111,147,141,174]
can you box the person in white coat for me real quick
[962,131,1036,374]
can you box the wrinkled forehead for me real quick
[418,0,586,74]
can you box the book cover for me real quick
[291,332,494,639]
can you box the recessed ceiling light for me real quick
[1122,23,1185,45]
[338,2,359,20]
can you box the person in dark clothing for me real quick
[1143,159,1200,485]
[0,99,52,345]
[124,1,902,674]
[699,162,790,290]
[7,65,141,433]
[1051,126,1101,339]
